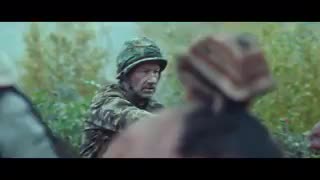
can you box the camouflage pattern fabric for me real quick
[80,83,163,158]
[102,33,283,158]
[116,37,167,79]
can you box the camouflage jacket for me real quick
[80,83,164,158]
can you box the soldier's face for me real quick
[128,62,161,99]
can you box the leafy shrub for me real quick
[272,118,320,158]
[17,22,320,157]
[31,90,89,150]
[18,22,108,150]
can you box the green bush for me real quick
[18,22,108,150]
[253,23,320,133]
[140,22,320,157]
[272,118,320,158]
[31,90,90,150]
[17,22,320,157]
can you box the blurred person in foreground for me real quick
[0,52,78,158]
[101,33,284,158]
[80,37,168,158]
[309,121,320,153]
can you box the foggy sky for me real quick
[0,22,140,62]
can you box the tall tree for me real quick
[20,22,109,100]
[18,22,111,148]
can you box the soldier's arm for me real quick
[0,90,58,158]
[80,96,155,158]
[99,96,154,129]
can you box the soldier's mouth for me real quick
[143,88,155,93]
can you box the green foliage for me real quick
[32,90,89,150]
[18,22,109,149]
[253,23,320,133]
[139,22,320,157]
[138,22,222,106]
[17,22,320,157]
[272,119,320,158]
[20,22,107,97]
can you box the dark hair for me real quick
[0,87,79,158]
[178,100,283,158]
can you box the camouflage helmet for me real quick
[0,52,17,87]
[116,37,167,79]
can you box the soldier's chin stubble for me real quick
[135,88,155,98]
[138,92,154,99]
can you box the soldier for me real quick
[0,52,78,158]
[102,33,284,158]
[80,37,168,158]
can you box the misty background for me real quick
[0,22,141,80]
[2,22,320,157]
[0,22,140,60]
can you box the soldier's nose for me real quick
[147,76,158,84]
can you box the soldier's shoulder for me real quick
[148,99,165,111]
[90,83,126,109]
